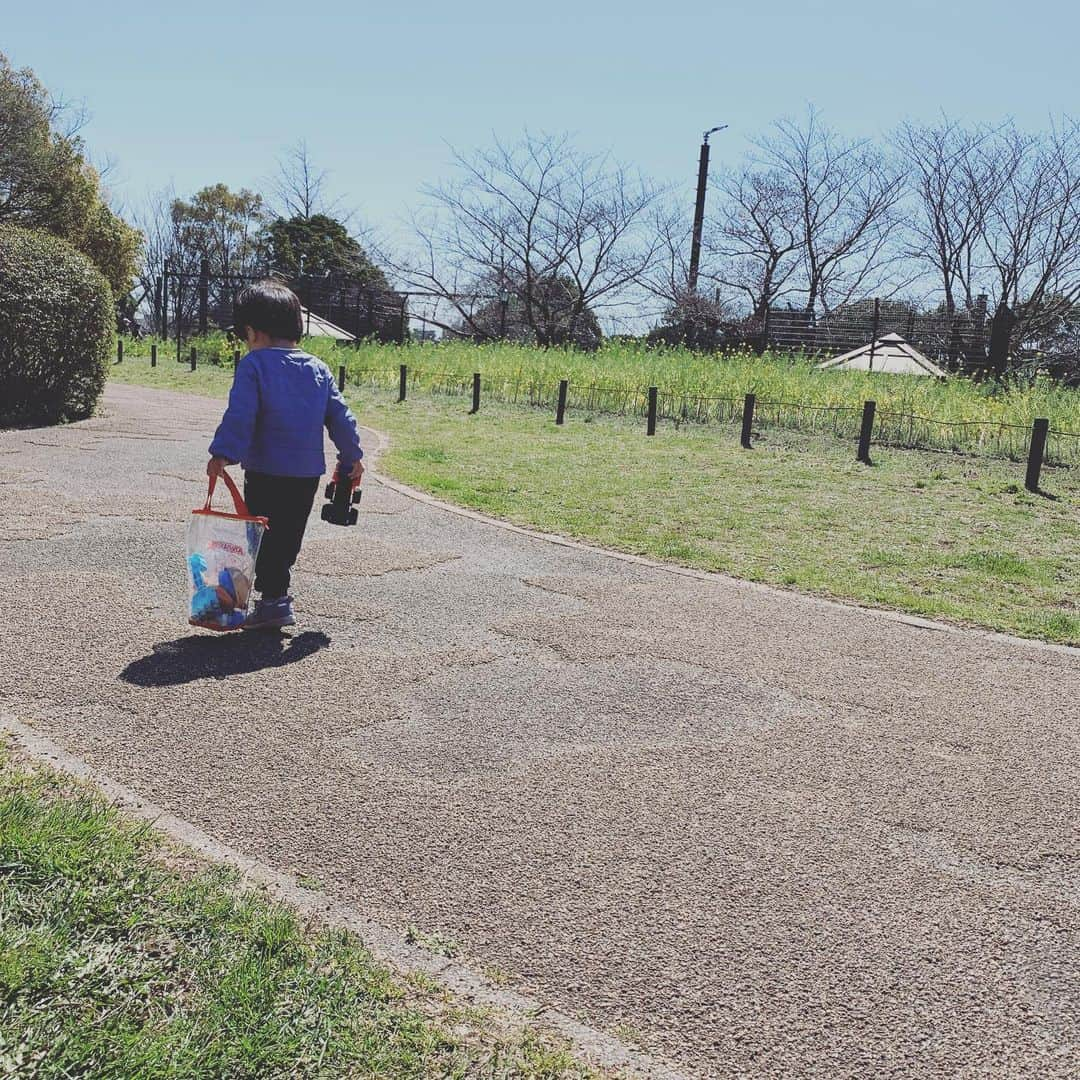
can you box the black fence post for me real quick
[857,400,876,464]
[556,379,568,425]
[740,393,756,448]
[1025,418,1049,493]
[398,364,408,402]
[338,364,346,390]
[150,343,157,368]
[470,372,481,414]
[646,386,658,436]
[189,346,197,372]
[232,347,239,367]
[116,339,123,364]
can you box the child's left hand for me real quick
[207,455,231,479]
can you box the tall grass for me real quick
[125,334,1080,461]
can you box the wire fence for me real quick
[335,362,1080,467]
[116,340,1080,472]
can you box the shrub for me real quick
[0,225,115,426]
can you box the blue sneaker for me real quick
[242,596,296,631]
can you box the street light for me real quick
[688,124,727,294]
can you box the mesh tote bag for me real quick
[187,472,267,631]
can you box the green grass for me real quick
[0,746,596,1079]
[124,333,1080,463]
[110,359,1080,646]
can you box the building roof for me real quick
[299,307,356,342]
[818,333,946,377]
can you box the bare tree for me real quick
[273,139,333,221]
[899,117,1080,372]
[705,166,804,318]
[633,204,703,323]
[978,121,1080,323]
[396,132,663,346]
[751,108,907,314]
[131,187,175,319]
[895,119,1005,314]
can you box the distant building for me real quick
[818,333,946,378]
[299,306,356,344]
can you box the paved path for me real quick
[2,384,1078,1078]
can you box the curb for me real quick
[357,425,1079,661]
[1,713,693,1080]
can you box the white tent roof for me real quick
[818,333,946,378]
[299,307,356,342]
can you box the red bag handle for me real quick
[203,471,253,518]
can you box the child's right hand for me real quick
[348,460,365,483]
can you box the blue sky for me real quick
[5,0,1078,244]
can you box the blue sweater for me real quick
[209,348,363,478]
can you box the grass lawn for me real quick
[0,745,596,1079]
[109,360,1080,646]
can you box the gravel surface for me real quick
[2,383,1078,1078]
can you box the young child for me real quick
[207,280,364,630]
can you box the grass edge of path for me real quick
[0,737,610,1079]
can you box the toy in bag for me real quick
[187,472,268,632]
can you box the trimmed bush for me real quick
[0,224,114,427]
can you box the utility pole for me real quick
[688,124,727,294]
[198,257,209,336]
[161,261,170,339]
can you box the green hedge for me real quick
[0,224,115,427]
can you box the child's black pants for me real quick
[243,472,320,599]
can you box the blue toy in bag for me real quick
[187,472,267,632]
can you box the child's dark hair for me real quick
[233,280,303,342]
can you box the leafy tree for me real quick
[148,184,269,328]
[0,53,140,296]
[170,183,267,290]
[267,213,387,288]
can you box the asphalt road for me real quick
[2,383,1078,1078]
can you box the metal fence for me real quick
[763,299,990,370]
[150,264,411,344]
[148,262,1077,383]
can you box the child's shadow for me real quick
[120,631,330,687]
